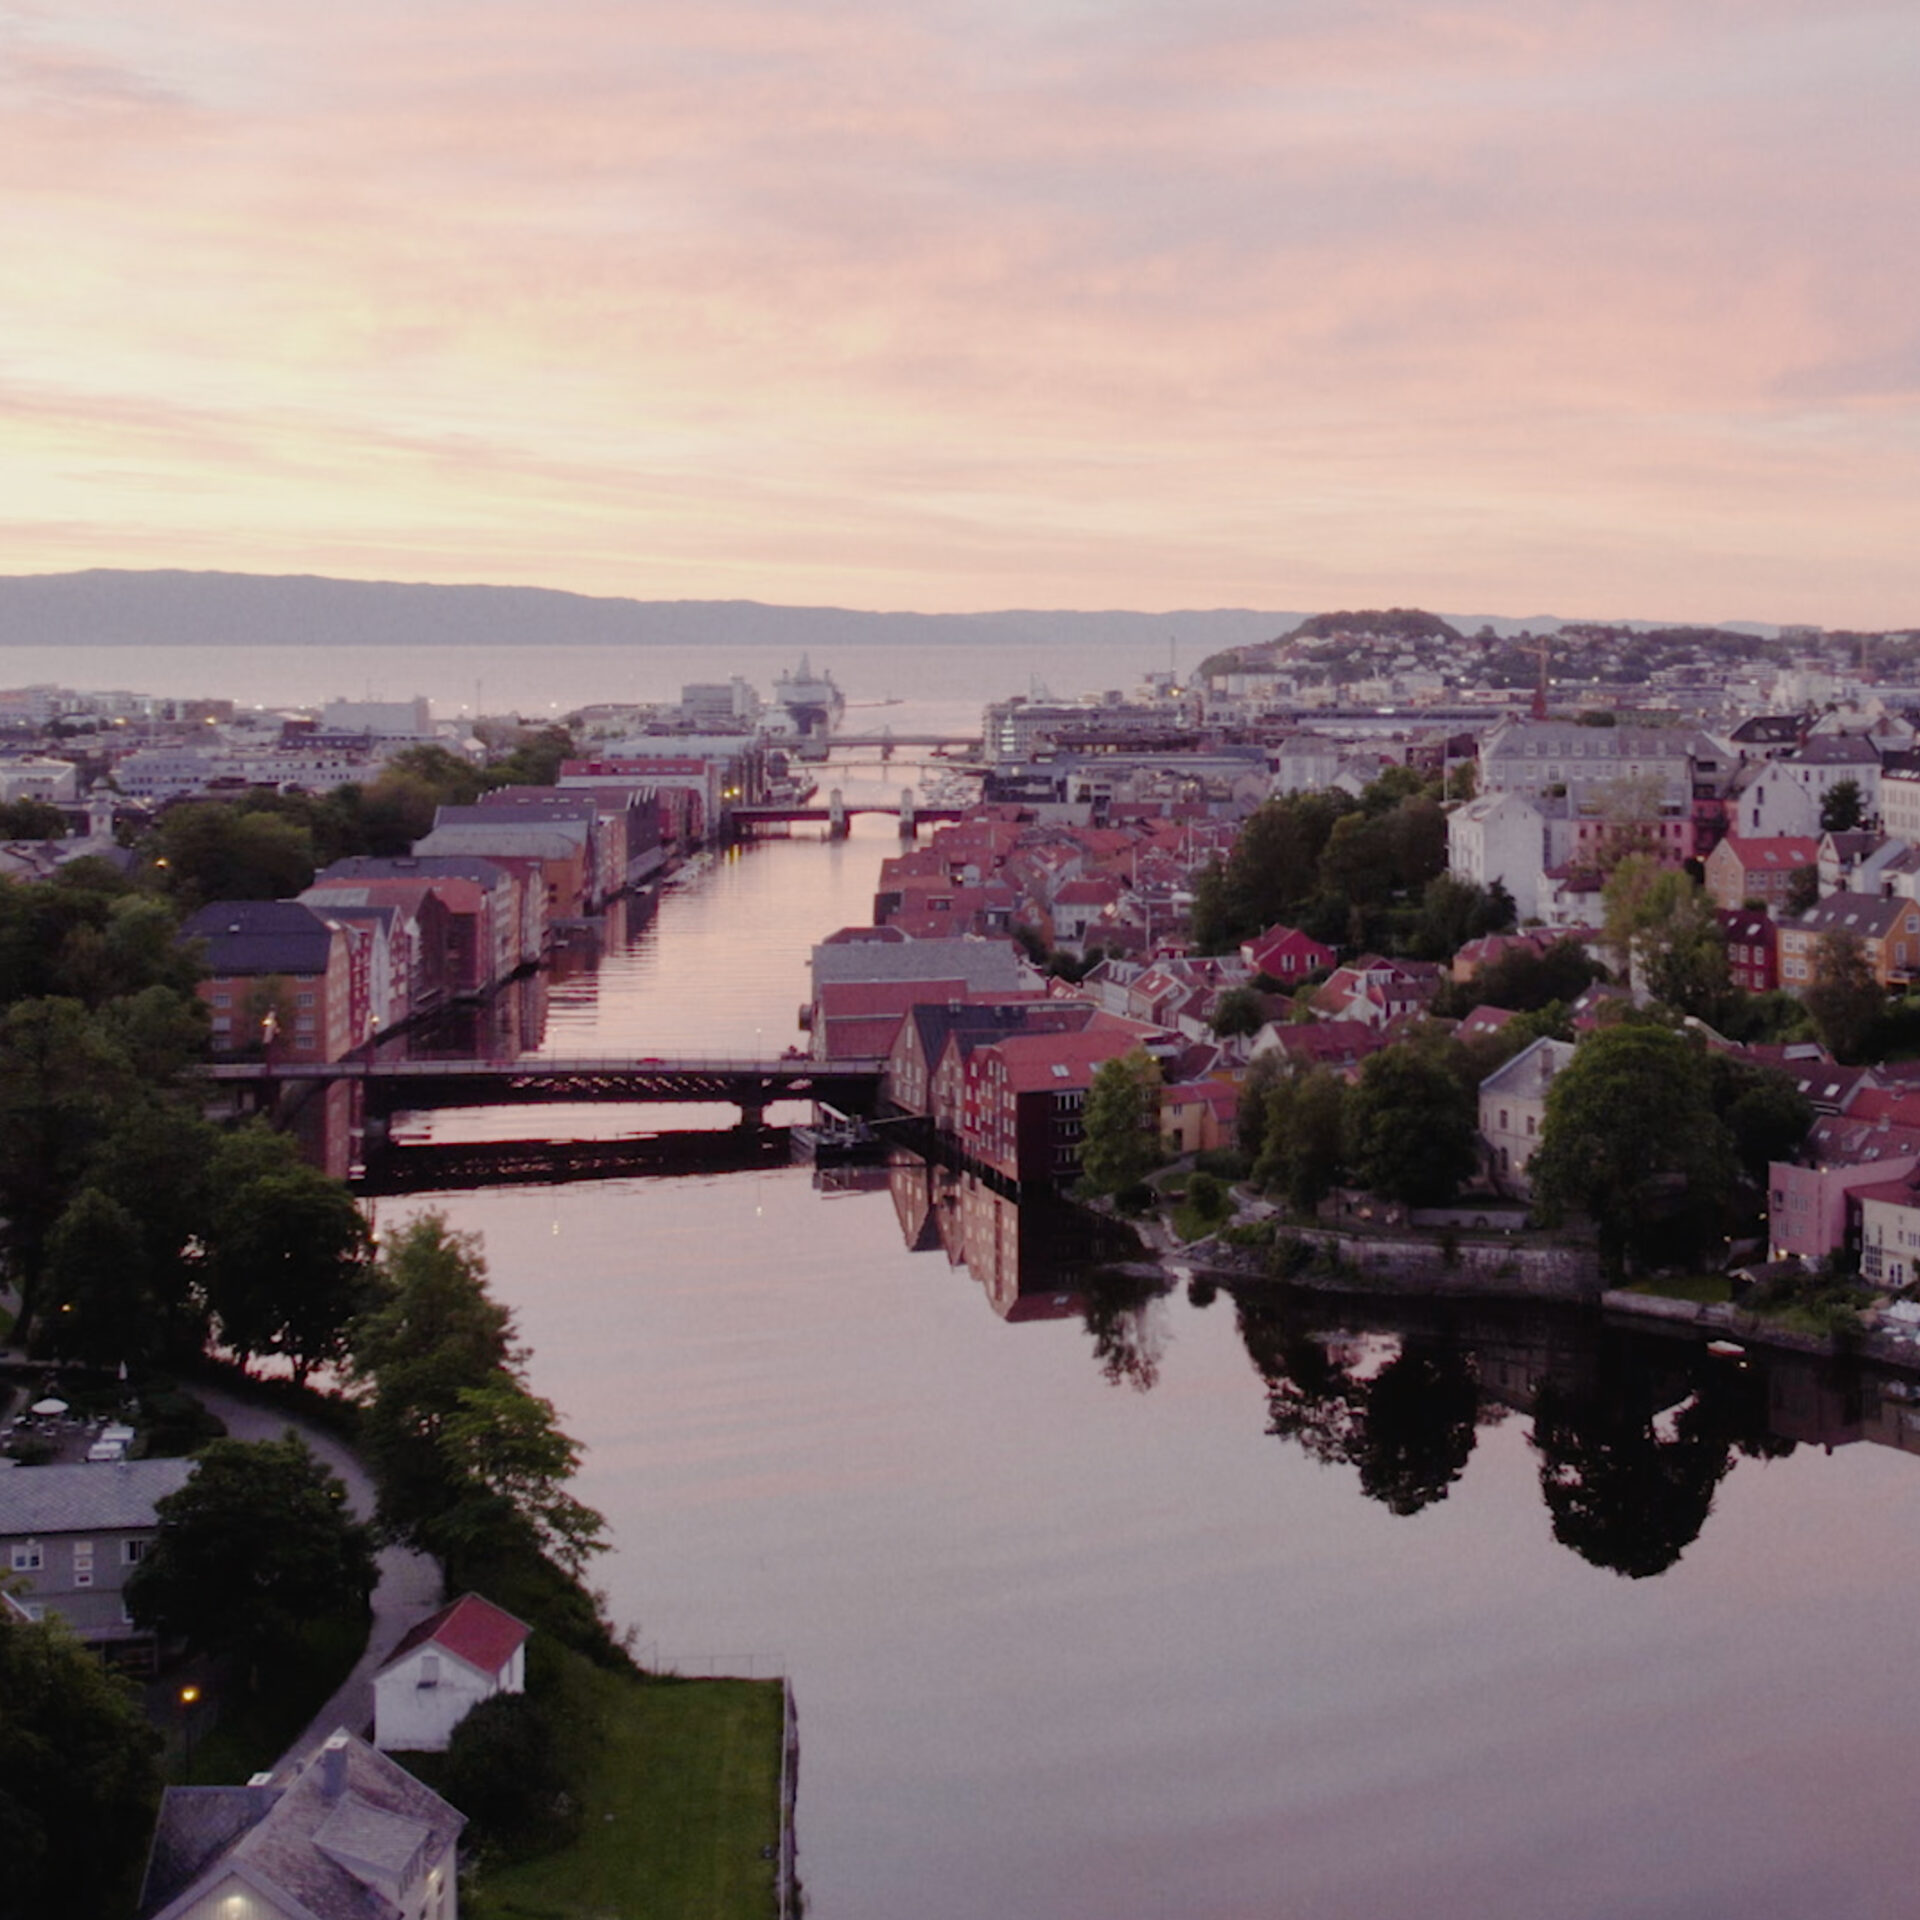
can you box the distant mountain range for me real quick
[0,568,1773,650]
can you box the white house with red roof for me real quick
[372,1594,531,1754]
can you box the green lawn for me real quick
[1620,1274,1734,1305]
[473,1670,786,1920]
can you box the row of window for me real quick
[9,1536,147,1574]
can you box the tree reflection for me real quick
[1080,1269,1170,1393]
[1530,1378,1733,1579]
[1356,1342,1481,1516]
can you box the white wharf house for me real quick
[373,1592,530,1753]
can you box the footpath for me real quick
[187,1381,443,1756]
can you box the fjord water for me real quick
[384,814,1920,1920]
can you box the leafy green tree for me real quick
[1345,1045,1479,1207]
[0,997,139,1318]
[0,796,69,839]
[353,1216,606,1580]
[0,1611,163,1916]
[126,1435,377,1684]
[1819,777,1865,834]
[439,1690,580,1855]
[1703,1053,1815,1187]
[1530,1027,1738,1277]
[1438,937,1599,1017]
[438,1381,609,1578]
[202,1131,376,1383]
[1803,927,1883,1061]
[1412,874,1515,960]
[1254,1068,1350,1212]
[1601,858,1725,1013]
[482,725,576,791]
[147,800,315,906]
[38,1187,160,1370]
[1209,985,1267,1038]
[1078,1049,1164,1196]
[354,1216,522,1549]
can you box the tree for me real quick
[1820,777,1865,834]
[1209,985,1267,1038]
[1254,1068,1350,1212]
[1345,1044,1479,1208]
[147,800,315,906]
[126,1435,377,1682]
[1601,857,1726,1013]
[0,1611,163,1916]
[0,796,69,839]
[1530,1027,1738,1277]
[201,1128,376,1383]
[353,1215,606,1578]
[1078,1049,1164,1196]
[1803,927,1884,1061]
[438,1382,609,1577]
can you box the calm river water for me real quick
[371,809,1920,1920]
[31,637,1920,1914]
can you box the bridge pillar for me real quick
[899,787,916,838]
[880,726,894,762]
[828,788,849,838]
[737,1100,768,1131]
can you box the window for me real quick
[122,1538,148,1567]
[72,1541,93,1587]
[296,991,316,1008]
[11,1541,43,1572]
[418,1652,440,1689]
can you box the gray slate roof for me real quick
[142,1730,463,1920]
[812,935,1025,991]
[181,901,338,977]
[0,1458,194,1536]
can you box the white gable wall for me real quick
[374,1643,524,1754]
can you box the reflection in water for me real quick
[1226,1286,1863,1576]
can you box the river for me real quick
[366,809,1920,1920]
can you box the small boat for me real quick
[1705,1338,1746,1359]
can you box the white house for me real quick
[1478,1037,1577,1197]
[1447,791,1550,921]
[373,1593,531,1753]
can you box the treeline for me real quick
[1190,769,1503,958]
[1235,1018,1812,1275]
[135,727,575,910]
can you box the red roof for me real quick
[383,1592,530,1677]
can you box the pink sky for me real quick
[3,0,1916,625]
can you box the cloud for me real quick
[0,0,1915,622]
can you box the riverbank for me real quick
[1154,1197,1920,1373]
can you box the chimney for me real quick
[319,1732,350,1801]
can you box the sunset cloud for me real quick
[0,0,1914,622]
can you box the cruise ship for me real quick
[772,656,846,739]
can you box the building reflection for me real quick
[884,1154,1146,1325]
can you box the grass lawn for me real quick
[1620,1274,1734,1305]
[473,1669,785,1920]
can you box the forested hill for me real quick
[0,570,1315,651]
[0,569,1621,652]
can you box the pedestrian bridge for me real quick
[200,1053,887,1126]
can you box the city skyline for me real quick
[5,1,1917,628]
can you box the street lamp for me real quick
[178,1684,202,1779]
